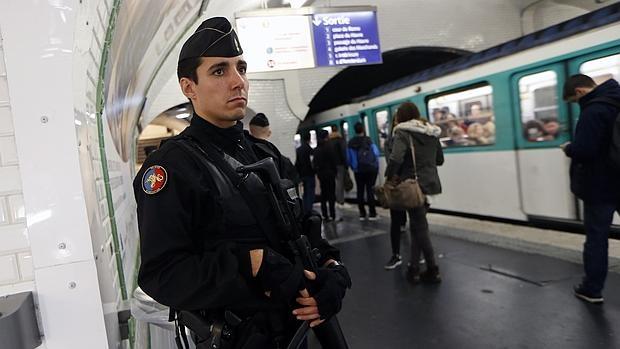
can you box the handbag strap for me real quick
[407,135,419,180]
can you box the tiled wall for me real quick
[0,29,33,295]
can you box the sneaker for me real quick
[384,255,402,270]
[368,215,379,221]
[359,215,367,221]
[420,266,442,284]
[573,284,603,304]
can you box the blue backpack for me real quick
[357,139,378,173]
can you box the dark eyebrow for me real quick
[207,61,230,72]
[237,60,248,67]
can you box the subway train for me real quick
[299,5,620,229]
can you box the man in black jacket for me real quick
[134,17,350,348]
[562,74,620,304]
[296,132,316,214]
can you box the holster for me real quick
[172,309,242,349]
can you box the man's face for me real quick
[181,56,249,127]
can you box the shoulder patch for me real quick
[142,165,168,194]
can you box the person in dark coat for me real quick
[385,102,444,283]
[329,125,348,205]
[314,129,338,221]
[561,74,620,304]
[134,17,350,348]
[295,132,315,214]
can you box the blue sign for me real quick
[312,11,382,67]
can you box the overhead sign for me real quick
[311,11,382,67]
[236,15,315,72]
[235,7,381,73]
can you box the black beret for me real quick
[178,17,243,63]
[250,113,269,127]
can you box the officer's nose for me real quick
[230,69,246,90]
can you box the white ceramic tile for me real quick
[0,280,35,297]
[0,224,29,252]
[0,49,6,75]
[0,197,7,225]
[0,254,19,284]
[7,194,25,223]
[17,252,33,280]
[0,78,8,103]
[0,107,13,135]
[0,135,18,165]
[0,165,21,193]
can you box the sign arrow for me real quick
[312,18,322,26]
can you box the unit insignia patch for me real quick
[142,165,167,194]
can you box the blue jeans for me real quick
[301,176,316,214]
[582,201,620,293]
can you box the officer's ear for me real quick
[179,77,197,101]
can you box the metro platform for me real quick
[306,205,620,349]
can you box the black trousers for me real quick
[354,171,377,217]
[318,173,336,219]
[389,204,436,271]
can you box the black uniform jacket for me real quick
[134,115,335,313]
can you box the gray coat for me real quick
[385,119,444,195]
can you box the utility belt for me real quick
[171,308,293,349]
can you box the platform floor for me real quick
[308,205,620,349]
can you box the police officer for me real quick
[133,17,350,348]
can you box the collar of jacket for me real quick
[394,119,441,137]
[185,114,246,152]
[579,79,620,108]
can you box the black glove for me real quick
[313,264,352,320]
[255,248,304,305]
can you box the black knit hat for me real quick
[178,17,243,63]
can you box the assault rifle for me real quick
[237,158,349,349]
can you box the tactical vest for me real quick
[173,137,280,246]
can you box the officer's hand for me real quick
[255,248,305,305]
[293,288,324,328]
[296,266,351,321]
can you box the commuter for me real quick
[248,112,271,139]
[523,119,546,142]
[314,129,338,221]
[561,74,620,304]
[385,101,444,284]
[329,124,348,205]
[347,122,380,220]
[384,117,407,269]
[296,132,316,214]
[134,17,350,348]
[248,112,300,184]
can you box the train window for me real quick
[374,109,389,152]
[340,120,348,139]
[309,130,317,148]
[518,71,559,142]
[294,134,301,149]
[580,53,620,84]
[427,84,495,148]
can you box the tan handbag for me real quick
[383,136,426,210]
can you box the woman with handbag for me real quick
[385,101,444,284]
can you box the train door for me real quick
[511,63,576,220]
[567,49,620,225]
